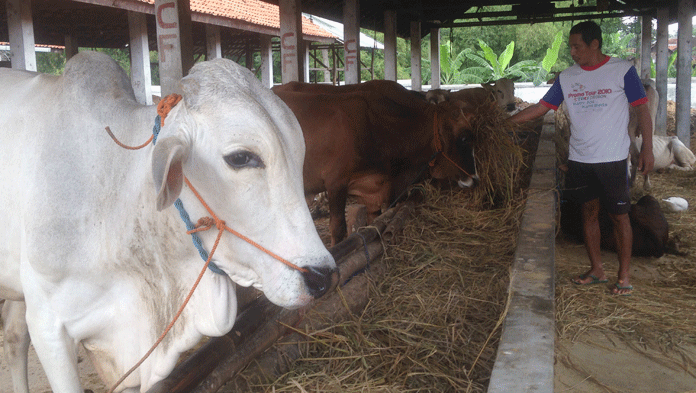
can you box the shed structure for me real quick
[0,1,695,391]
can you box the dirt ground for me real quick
[554,234,696,393]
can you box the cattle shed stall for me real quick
[1,0,696,392]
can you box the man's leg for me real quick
[573,198,608,284]
[609,212,633,294]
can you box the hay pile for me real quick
[555,168,696,364]
[223,107,532,392]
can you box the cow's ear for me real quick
[152,135,189,211]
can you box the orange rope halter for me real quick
[106,93,305,393]
[428,109,475,179]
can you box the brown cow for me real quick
[425,79,517,112]
[274,84,478,245]
[560,195,669,257]
[273,79,430,103]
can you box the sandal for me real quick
[611,282,633,296]
[571,274,608,285]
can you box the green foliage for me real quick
[36,52,66,75]
[533,30,564,86]
[602,30,636,59]
[668,50,678,77]
[469,39,514,80]
[461,39,541,83]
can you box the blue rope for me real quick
[153,115,226,276]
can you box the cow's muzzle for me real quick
[458,175,479,189]
[301,266,337,298]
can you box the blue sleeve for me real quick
[540,78,564,110]
[624,66,647,105]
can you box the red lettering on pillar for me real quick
[158,34,177,62]
[282,53,296,73]
[157,2,177,29]
[345,39,357,65]
[281,33,296,50]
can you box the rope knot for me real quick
[157,94,183,126]
[187,216,227,235]
[188,217,215,234]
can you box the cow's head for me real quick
[482,78,516,112]
[429,100,479,188]
[152,58,336,310]
[425,88,450,104]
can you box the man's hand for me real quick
[637,143,654,175]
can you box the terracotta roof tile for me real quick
[137,0,336,39]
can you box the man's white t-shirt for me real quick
[541,56,648,164]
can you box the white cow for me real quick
[631,135,696,189]
[0,51,336,392]
[627,80,696,189]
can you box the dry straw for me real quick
[225,105,532,392]
[555,169,696,372]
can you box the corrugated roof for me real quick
[136,0,336,39]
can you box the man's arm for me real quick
[634,102,654,175]
[509,102,552,124]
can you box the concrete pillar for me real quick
[410,21,422,92]
[640,15,652,80]
[383,10,397,81]
[206,24,222,60]
[676,0,693,146]
[260,35,274,88]
[6,0,36,71]
[655,8,669,136]
[279,0,303,83]
[154,0,194,96]
[64,34,79,60]
[343,0,360,84]
[128,11,153,105]
[430,28,440,89]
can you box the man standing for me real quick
[510,21,654,295]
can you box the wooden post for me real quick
[279,0,303,83]
[654,7,669,136]
[6,0,36,71]
[128,11,153,105]
[430,28,440,89]
[410,21,422,92]
[640,15,652,80]
[383,10,397,81]
[343,0,361,84]
[245,44,254,71]
[64,34,79,60]
[260,35,274,88]
[205,24,222,60]
[675,0,693,146]
[154,0,194,96]
[322,48,331,82]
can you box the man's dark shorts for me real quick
[564,159,631,215]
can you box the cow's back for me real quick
[274,90,372,195]
[0,53,156,294]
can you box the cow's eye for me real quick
[224,151,264,169]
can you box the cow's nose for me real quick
[458,175,479,189]
[301,266,336,298]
